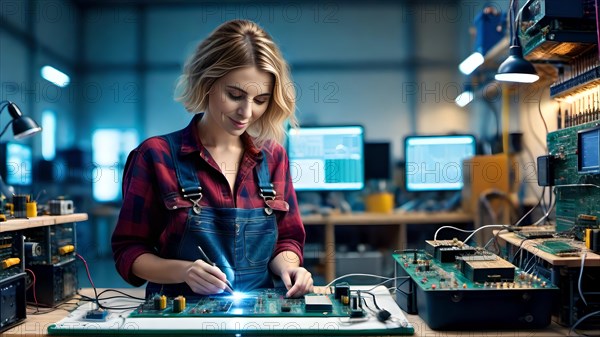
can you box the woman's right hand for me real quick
[183,259,230,295]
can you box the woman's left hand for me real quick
[280,266,313,298]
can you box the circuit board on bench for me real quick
[393,240,559,330]
[129,288,356,318]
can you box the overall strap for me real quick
[164,132,203,214]
[256,149,276,210]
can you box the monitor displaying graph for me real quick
[287,125,364,191]
[404,134,476,192]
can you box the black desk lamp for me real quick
[0,101,42,139]
[494,0,539,83]
[0,101,42,199]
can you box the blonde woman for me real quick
[112,20,312,298]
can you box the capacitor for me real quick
[173,295,186,313]
[153,294,167,310]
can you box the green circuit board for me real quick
[129,288,356,318]
[547,121,600,239]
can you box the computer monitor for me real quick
[364,142,392,181]
[0,142,33,187]
[287,125,364,191]
[404,134,476,192]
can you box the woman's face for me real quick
[207,66,273,137]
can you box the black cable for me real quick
[359,291,381,310]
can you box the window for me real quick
[41,110,56,161]
[91,129,138,202]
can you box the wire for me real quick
[511,238,533,264]
[324,273,394,288]
[358,291,381,310]
[24,268,38,306]
[569,310,600,336]
[433,226,473,241]
[364,276,410,293]
[530,195,556,226]
[0,120,14,139]
[97,289,146,301]
[578,252,588,307]
[76,253,99,308]
[464,224,508,244]
[512,187,546,227]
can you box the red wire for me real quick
[76,253,96,290]
[25,268,38,305]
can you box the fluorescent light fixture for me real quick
[459,52,484,75]
[455,90,474,107]
[40,65,70,87]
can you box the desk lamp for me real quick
[0,101,42,139]
[0,101,42,203]
[494,0,539,83]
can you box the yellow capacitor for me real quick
[173,295,186,313]
[160,295,167,310]
[586,228,592,249]
[58,245,75,255]
[2,257,20,269]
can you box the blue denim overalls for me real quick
[146,132,278,297]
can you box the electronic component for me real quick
[393,249,557,330]
[547,121,600,238]
[458,254,516,283]
[0,273,26,332]
[132,288,363,318]
[48,199,74,215]
[84,309,108,321]
[520,0,597,62]
[537,155,554,186]
[535,240,581,256]
[0,233,23,280]
[24,242,41,257]
[304,295,332,312]
[153,294,167,310]
[173,296,186,313]
[26,259,78,307]
[376,309,392,322]
[425,240,476,262]
[515,231,556,239]
[24,223,76,265]
[334,282,350,300]
[585,228,600,252]
[348,294,364,318]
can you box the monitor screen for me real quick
[287,125,364,191]
[404,135,476,192]
[2,142,33,186]
[364,142,391,181]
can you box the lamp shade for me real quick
[495,45,539,83]
[3,101,42,139]
[12,116,42,139]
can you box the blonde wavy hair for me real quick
[175,19,297,147]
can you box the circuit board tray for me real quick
[129,288,352,318]
[394,249,558,330]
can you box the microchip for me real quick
[305,295,333,312]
